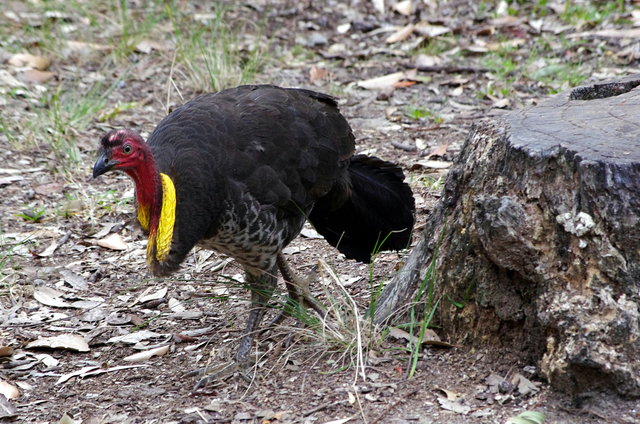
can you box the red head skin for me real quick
[93,129,161,232]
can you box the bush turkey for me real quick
[93,84,415,383]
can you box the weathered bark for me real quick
[375,75,640,397]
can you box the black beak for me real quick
[92,151,118,178]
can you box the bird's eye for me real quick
[122,144,132,155]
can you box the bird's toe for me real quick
[190,361,239,390]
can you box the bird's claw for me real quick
[190,360,244,390]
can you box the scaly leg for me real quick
[193,266,277,389]
[264,255,327,330]
[276,253,326,317]
[236,267,277,365]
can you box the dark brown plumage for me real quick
[93,84,415,384]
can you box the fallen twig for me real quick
[390,141,417,152]
[370,388,419,424]
[303,399,346,417]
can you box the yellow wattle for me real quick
[155,173,176,262]
[143,173,176,264]
[138,205,150,231]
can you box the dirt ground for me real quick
[2,1,640,423]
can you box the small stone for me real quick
[307,32,328,47]
[234,412,252,421]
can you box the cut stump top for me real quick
[506,76,640,164]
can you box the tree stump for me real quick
[375,75,640,397]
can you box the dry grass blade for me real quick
[317,260,367,383]
[260,259,382,384]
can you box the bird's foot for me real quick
[263,293,309,330]
[189,360,254,390]
[297,284,327,317]
[277,255,327,318]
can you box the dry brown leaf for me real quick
[465,40,489,54]
[414,23,450,38]
[135,40,155,54]
[415,54,443,68]
[309,66,328,83]
[448,100,478,111]
[59,412,81,424]
[255,408,275,420]
[476,26,495,36]
[435,387,470,414]
[388,326,441,344]
[211,286,230,296]
[388,326,413,342]
[0,70,25,88]
[123,345,170,362]
[393,80,416,88]
[108,330,166,344]
[0,381,19,400]
[492,98,510,108]
[357,69,417,90]
[437,397,471,414]
[300,227,323,239]
[26,334,90,352]
[489,15,526,27]
[511,373,539,396]
[134,286,168,305]
[168,297,186,313]
[65,40,113,52]
[8,53,50,70]
[173,333,197,343]
[485,38,526,51]
[440,76,470,86]
[570,28,640,39]
[414,160,452,169]
[0,392,17,418]
[23,69,55,83]
[426,143,449,159]
[56,366,99,385]
[33,286,72,308]
[372,0,385,14]
[34,182,64,196]
[135,39,172,54]
[436,387,461,400]
[56,364,148,385]
[358,72,402,90]
[90,223,117,239]
[529,19,543,33]
[59,269,87,290]
[450,86,463,96]
[393,0,413,16]
[633,9,640,27]
[96,233,128,250]
[385,24,415,43]
[32,353,59,368]
[347,391,356,405]
[0,176,23,186]
[336,23,351,34]
[0,346,13,357]
[37,239,60,257]
[0,167,44,174]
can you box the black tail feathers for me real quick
[308,154,415,263]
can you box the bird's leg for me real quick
[276,253,327,317]
[193,267,276,390]
[235,267,277,366]
[263,255,325,331]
